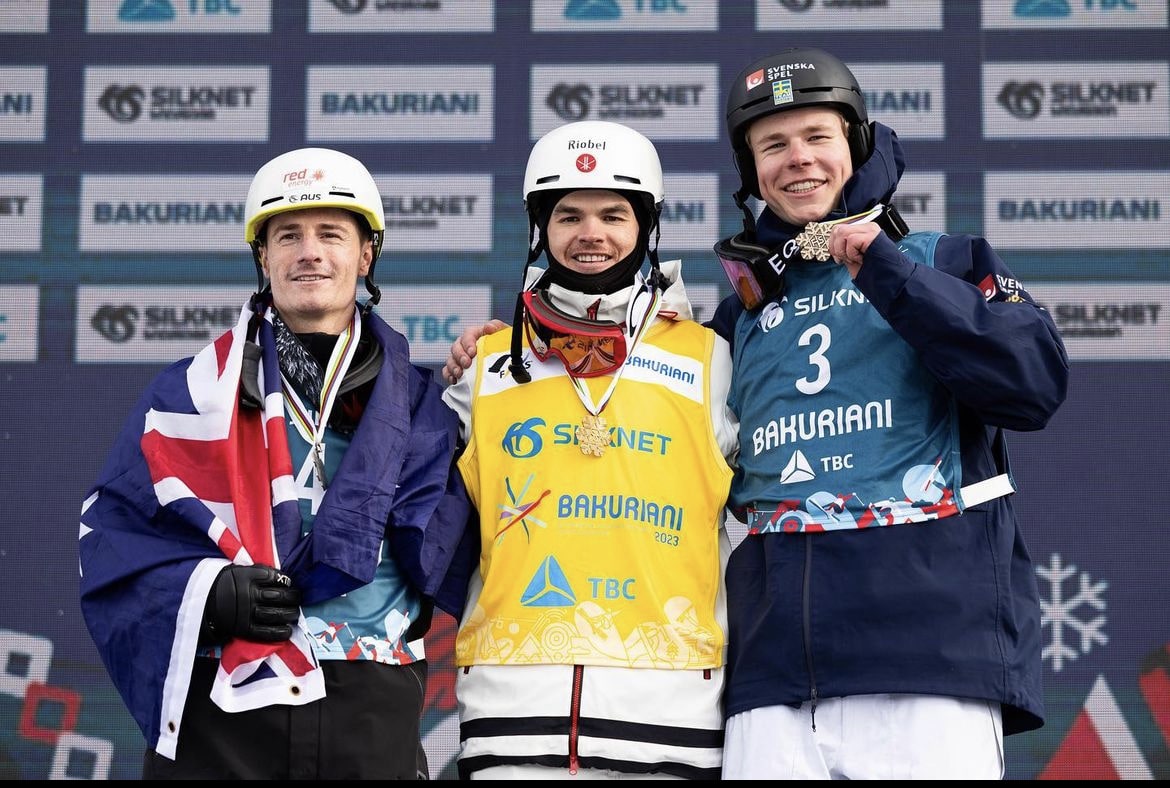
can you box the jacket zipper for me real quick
[569,665,584,774]
[802,536,818,731]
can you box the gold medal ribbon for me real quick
[280,309,362,490]
[567,281,662,458]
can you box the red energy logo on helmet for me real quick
[282,168,324,188]
[575,153,596,173]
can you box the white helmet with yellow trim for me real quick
[244,147,386,304]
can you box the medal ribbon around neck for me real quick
[567,282,662,457]
[280,309,362,489]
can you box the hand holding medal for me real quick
[794,205,885,278]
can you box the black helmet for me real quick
[725,47,871,201]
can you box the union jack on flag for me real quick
[79,297,326,758]
[80,293,474,760]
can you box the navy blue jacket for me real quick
[708,123,1069,735]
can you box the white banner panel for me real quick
[0,67,46,142]
[309,0,493,31]
[661,173,720,252]
[0,286,39,362]
[983,61,1170,138]
[756,0,942,30]
[307,66,494,142]
[83,66,270,142]
[376,174,493,252]
[532,0,717,31]
[852,63,945,139]
[86,0,272,32]
[0,1,48,32]
[530,64,718,140]
[0,175,43,252]
[685,283,722,326]
[984,172,1170,249]
[892,172,947,234]
[982,0,1168,29]
[1029,283,1170,360]
[369,285,492,364]
[79,175,250,252]
[76,285,251,363]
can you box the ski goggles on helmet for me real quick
[522,289,626,378]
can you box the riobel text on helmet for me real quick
[567,139,606,150]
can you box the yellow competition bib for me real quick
[455,320,732,670]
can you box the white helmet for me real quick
[244,147,386,304]
[504,122,668,386]
[523,121,664,214]
[244,147,385,244]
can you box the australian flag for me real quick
[78,294,473,760]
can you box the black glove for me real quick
[199,565,301,645]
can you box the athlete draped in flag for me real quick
[78,147,473,780]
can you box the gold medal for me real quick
[576,413,609,457]
[794,221,833,262]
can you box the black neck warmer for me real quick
[256,313,383,434]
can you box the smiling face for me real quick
[747,105,854,227]
[258,206,372,334]
[544,189,639,275]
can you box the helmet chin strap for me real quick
[250,241,267,297]
[507,194,665,385]
[507,215,546,384]
[361,230,385,314]
[733,188,760,239]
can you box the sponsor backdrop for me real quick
[1,0,1168,780]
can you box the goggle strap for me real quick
[510,214,544,385]
[525,214,543,267]
[645,238,668,294]
[508,293,531,383]
[526,290,623,337]
[875,203,910,241]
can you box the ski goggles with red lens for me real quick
[522,289,627,378]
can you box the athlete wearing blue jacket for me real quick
[710,48,1069,780]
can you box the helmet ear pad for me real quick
[848,120,873,170]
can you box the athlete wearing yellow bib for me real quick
[458,301,730,671]
[442,122,737,780]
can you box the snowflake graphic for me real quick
[1037,553,1108,672]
